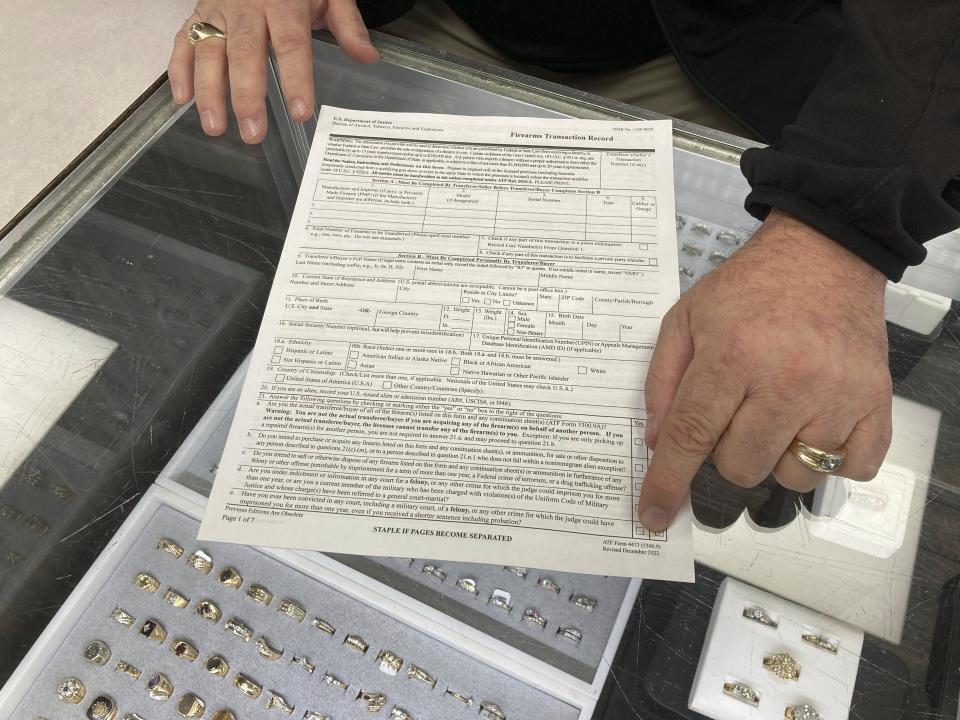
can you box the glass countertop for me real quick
[1,31,959,720]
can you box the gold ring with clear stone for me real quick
[789,439,845,473]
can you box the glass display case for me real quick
[1,31,959,720]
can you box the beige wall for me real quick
[0,0,194,229]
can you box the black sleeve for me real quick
[740,0,960,281]
[355,0,416,28]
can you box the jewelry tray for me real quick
[160,357,639,686]
[0,486,585,720]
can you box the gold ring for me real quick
[377,649,403,676]
[171,639,200,662]
[219,566,243,588]
[234,673,262,699]
[391,708,415,720]
[788,439,845,473]
[158,537,184,558]
[802,632,839,653]
[83,640,111,665]
[86,695,118,720]
[114,661,141,679]
[187,550,214,574]
[57,678,86,704]
[134,572,161,593]
[763,652,800,680]
[206,654,230,676]
[196,599,222,622]
[111,607,136,627]
[723,681,759,706]
[322,672,349,691]
[177,693,206,718]
[356,691,386,712]
[188,20,227,45]
[343,634,368,654]
[446,690,474,706]
[247,584,273,605]
[291,655,316,674]
[406,664,436,689]
[785,705,822,720]
[139,619,167,643]
[277,598,306,622]
[256,636,284,660]
[266,692,295,715]
[163,588,190,608]
[212,712,237,720]
[312,617,335,636]
[225,616,254,642]
[147,673,174,700]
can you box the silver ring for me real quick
[291,655,316,674]
[422,563,447,581]
[786,704,822,720]
[536,576,561,593]
[446,690,474,706]
[480,701,507,720]
[556,625,582,646]
[742,605,778,628]
[503,566,528,579]
[802,632,839,654]
[488,589,513,613]
[569,593,598,612]
[390,708,414,720]
[455,577,478,595]
[521,607,547,629]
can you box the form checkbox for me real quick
[275,374,286,382]
[484,298,491,305]
[383,381,392,389]
[634,463,645,473]
[271,355,282,364]
[274,345,283,354]
[451,367,460,375]
[451,357,461,365]
[504,300,512,307]
[634,481,644,493]
[578,366,587,375]
[349,350,359,359]
[461,297,470,304]
[347,361,357,369]
[634,437,644,446]
[634,525,649,538]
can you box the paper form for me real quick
[200,107,694,581]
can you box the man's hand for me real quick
[168,0,379,143]
[637,210,893,531]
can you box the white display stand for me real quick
[689,578,863,720]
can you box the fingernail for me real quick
[200,110,218,133]
[240,118,261,142]
[638,505,670,532]
[172,84,187,104]
[290,98,309,120]
[645,412,658,447]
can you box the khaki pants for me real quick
[380,0,754,139]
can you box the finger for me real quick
[643,303,693,448]
[193,10,229,135]
[837,406,892,481]
[712,399,799,488]
[326,0,380,63]
[266,0,315,121]
[169,13,199,104]
[773,424,852,493]
[226,8,270,143]
[637,360,745,531]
